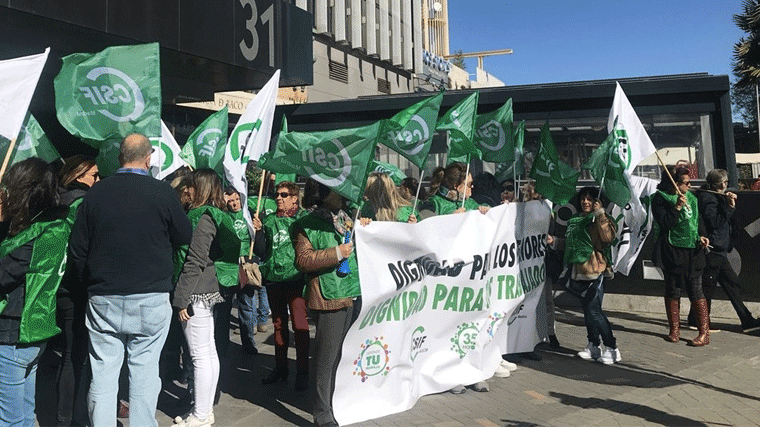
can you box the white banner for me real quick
[334,201,551,425]
[0,48,50,141]
[150,120,188,180]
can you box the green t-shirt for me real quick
[428,194,482,215]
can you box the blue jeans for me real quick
[0,342,45,427]
[237,286,270,349]
[86,293,172,427]
[579,277,616,349]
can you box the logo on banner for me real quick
[388,115,430,156]
[79,67,145,122]
[475,120,506,151]
[508,303,526,326]
[229,120,262,163]
[485,312,506,338]
[352,337,391,382]
[410,326,428,362]
[450,322,479,358]
[304,138,353,188]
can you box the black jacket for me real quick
[69,172,192,296]
[696,184,735,253]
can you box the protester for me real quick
[500,179,515,203]
[563,187,620,364]
[651,166,711,346]
[294,179,359,427]
[0,158,70,426]
[544,206,565,350]
[69,133,192,426]
[252,181,310,390]
[694,169,760,332]
[361,172,419,223]
[54,154,99,426]
[173,169,241,427]
[399,176,427,202]
[471,172,502,207]
[420,163,489,219]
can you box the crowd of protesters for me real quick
[2,132,760,427]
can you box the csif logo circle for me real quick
[388,115,430,156]
[196,128,223,158]
[150,139,174,170]
[229,120,263,163]
[78,67,145,122]
[476,120,506,151]
[614,125,632,170]
[303,138,353,188]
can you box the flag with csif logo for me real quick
[0,113,61,166]
[150,121,188,180]
[259,121,381,203]
[54,42,161,144]
[180,106,229,176]
[379,92,443,169]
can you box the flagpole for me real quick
[462,155,471,209]
[249,169,267,259]
[0,138,17,181]
[412,171,424,215]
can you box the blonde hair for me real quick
[188,169,226,210]
[364,172,410,221]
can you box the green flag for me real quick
[437,92,481,161]
[259,122,381,203]
[54,42,162,144]
[493,120,526,181]
[472,99,514,163]
[94,138,123,177]
[529,122,579,205]
[380,93,443,169]
[0,113,60,165]
[368,160,406,185]
[582,118,632,208]
[180,106,229,176]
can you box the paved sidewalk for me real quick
[38,305,760,426]
[165,307,760,427]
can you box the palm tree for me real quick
[733,0,760,87]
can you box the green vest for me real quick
[655,190,699,248]
[295,213,360,300]
[359,204,421,222]
[0,218,72,343]
[173,206,241,288]
[248,196,277,217]
[261,210,305,282]
[229,210,251,256]
[429,194,481,215]
[563,212,613,267]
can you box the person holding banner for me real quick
[0,158,70,427]
[563,187,620,365]
[173,169,241,427]
[294,179,359,427]
[252,181,310,390]
[419,163,488,219]
[651,166,711,347]
[399,177,427,202]
[360,172,419,223]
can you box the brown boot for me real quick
[664,297,680,343]
[689,298,710,347]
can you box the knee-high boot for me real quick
[689,298,710,347]
[664,297,680,343]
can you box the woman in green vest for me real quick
[419,162,489,219]
[252,181,310,390]
[293,179,358,427]
[652,166,710,346]
[173,169,240,427]
[360,172,420,224]
[0,158,70,426]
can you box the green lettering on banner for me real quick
[442,286,459,311]
[432,283,447,309]
[358,285,429,330]
[459,287,475,312]
[471,287,484,311]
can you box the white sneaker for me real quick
[598,347,615,365]
[500,359,518,371]
[494,364,511,378]
[174,414,213,427]
[611,347,622,363]
[577,342,601,361]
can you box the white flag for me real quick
[150,121,188,180]
[223,70,280,234]
[0,48,50,141]
[610,175,659,275]
[608,82,657,176]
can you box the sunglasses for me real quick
[275,192,293,198]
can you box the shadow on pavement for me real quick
[548,392,712,426]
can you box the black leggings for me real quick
[663,271,704,301]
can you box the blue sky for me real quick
[447,0,746,86]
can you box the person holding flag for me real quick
[652,166,711,347]
[419,162,488,219]
[563,187,620,365]
[360,172,419,224]
[293,179,359,427]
